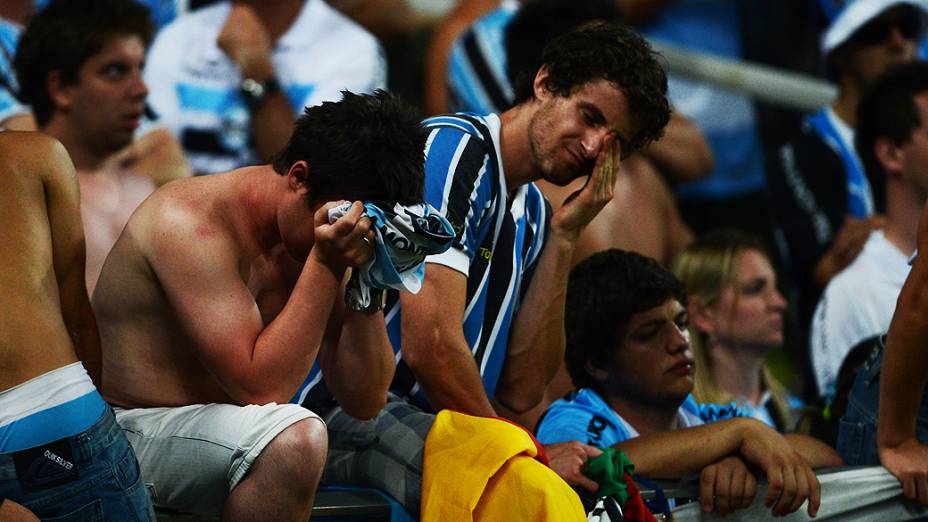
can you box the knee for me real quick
[268,417,328,477]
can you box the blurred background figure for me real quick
[767,0,928,398]
[811,61,928,401]
[675,230,802,432]
[14,0,163,294]
[144,0,386,175]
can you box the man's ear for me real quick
[687,297,715,336]
[875,137,904,178]
[533,64,551,101]
[286,160,310,195]
[584,360,609,382]
[46,70,73,113]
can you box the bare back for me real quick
[0,132,99,390]
[93,169,302,408]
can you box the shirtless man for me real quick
[14,0,174,293]
[0,132,153,519]
[92,90,427,520]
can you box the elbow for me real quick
[339,391,388,421]
[232,382,292,407]
[401,328,442,375]
[694,153,714,181]
[234,391,281,407]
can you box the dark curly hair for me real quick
[565,249,687,391]
[511,23,670,156]
[14,0,154,126]
[271,90,427,205]
[856,61,928,207]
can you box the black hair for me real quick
[510,23,669,157]
[505,0,622,104]
[271,90,427,205]
[14,0,154,126]
[565,249,687,391]
[856,60,928,200]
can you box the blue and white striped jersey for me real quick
[294,113,551,413]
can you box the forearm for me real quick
[250,92,296,162]
[321,309,395,419]
[235,51,295,161]
[878,281,928,447]
[407,337,496,416]
[638,114,713,183]
[783,434,843,468]
[497,232,575,412]
[236,253,344,404]
[615,418,749,478]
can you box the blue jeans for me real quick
[838,339,928,465]
[0,407,154,521]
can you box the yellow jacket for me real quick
[421,410,587,521]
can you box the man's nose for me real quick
[580,129,608,158]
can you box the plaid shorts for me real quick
[321,394,434,517]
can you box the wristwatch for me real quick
[240,76,280,111]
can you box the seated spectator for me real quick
[812,61,928,399]
[452,0,704,432]
[537,249,842,517]
[145,0,386,175]
[674,230,801,431]
[13,0,171,294]
[91,90,427,519]
[0,131,153,519]
[767,0,927,390]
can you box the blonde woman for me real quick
[673,230,801,432]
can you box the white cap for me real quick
[820,0,928,55]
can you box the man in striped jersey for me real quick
[308,23,672,514]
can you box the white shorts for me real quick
[115,402,321,516]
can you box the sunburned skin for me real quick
[0,132,101,391]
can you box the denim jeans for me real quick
[838,338,928,466]
[0,407,154,521]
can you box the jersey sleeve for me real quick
[535,401,598,446]
[422,124,496,275]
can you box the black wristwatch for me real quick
[240,76,281,111]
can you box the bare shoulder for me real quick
[0,132,73,186]
[132,176,242,268]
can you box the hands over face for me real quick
[739,422,821,517]
[699,455,757,516]
[544,441,602,493]
[880,438,928,504]
[312,201,375,271]
[550,135,619,242]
